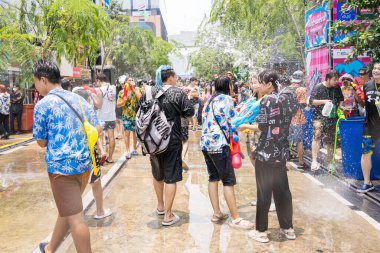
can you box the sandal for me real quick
[211,212,229,222]
[106,159,115,163]
[248,230,269,243]
[280,228,296,240]
[228,217,254,229]
[94,209,113,220]
[162,213,180,226]
[156,209,165,216]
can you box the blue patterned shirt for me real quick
[33,89,100,175]
[200,94,236,151]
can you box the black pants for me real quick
[0,113,10,135]
[10,107,22,133]
[255,160,293,232]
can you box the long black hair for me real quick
[259,70,280,92]
[214,77,231,96]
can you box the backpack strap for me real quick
[51,93,83,123]
[146,86,153,101]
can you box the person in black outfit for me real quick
[237,70,298,243]
[309,70,344,171]
[10,85,24,134]
[138,66,194,226]
[357,61,380,193]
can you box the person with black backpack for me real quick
[136,66,194,226]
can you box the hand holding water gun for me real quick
[232,98,261,128]
[229,127,243,169]
[351,82,364,101]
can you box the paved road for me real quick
[1,132,380,252]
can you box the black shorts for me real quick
[202,146,236,186]
[150,141,183,184]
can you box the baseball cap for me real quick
[291,70,304,83]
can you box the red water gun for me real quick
[351,82,364,101]
[229,128,242,169]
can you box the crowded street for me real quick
[1,0,380,252]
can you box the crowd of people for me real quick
[26,59,379,252]
[0,84,26,139]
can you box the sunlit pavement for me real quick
[1,132,380,252]
[0,134,126,252]
[65,132,380,253]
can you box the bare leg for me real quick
[312,121,322,163]
[298,142,304,165]
[107,129,115,161]
[116,119,122,138]
[67,211,92,253]
[44,216,70,253]
[124,130,131,154]
[153,179,164,211]
[182,140,189,160]
[132,131,137,151]
[208,181,221,215]
[97,132,106,156]
[163,183,177,221]
[92,180,104,216]
[223,186,239,220]
[361,153,373,185]
[326,143,333,165]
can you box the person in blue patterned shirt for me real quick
[201,77,254,230]
[33,60,101,253]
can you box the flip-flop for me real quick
[156,209,165,216]
[39,242,48,253]
[162,213,180,226]
[106,159,115,163]
[94,209,113,220]
[211,212,229,222]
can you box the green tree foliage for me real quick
[0,0,110,84]
[210,0,305,68]
[111,25,172,78]
[332,0,380,64]
[190,47,234,80]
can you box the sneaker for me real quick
[357,183,375,193]
[131,150,139,156]
[125,153,131,160]
[280,228,296,240]
[311,162,320,171]
[248,230,269,243]
[269,203,276,212]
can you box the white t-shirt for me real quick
[97,83,116,121]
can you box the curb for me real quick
[32,153,127,253]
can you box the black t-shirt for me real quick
[310,83,344,122]
[363,80,380,139]
[254,90,298,163]
[138,86,194,143]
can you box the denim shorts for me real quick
[288,124,304,143]
[103,120,116,130]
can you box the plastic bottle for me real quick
[322,101,334,117]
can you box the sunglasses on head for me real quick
[359,72,367,76]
